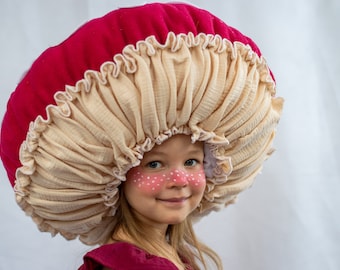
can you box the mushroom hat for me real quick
[0,2,283,245]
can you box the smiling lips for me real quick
[158,197,189,203]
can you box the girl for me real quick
[0,2,283,269]
[81,134,219,269]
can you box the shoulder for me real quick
[78,242,179,270]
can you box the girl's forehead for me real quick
[148,135,204,153]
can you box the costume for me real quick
[78,242,193,270]
[0,2,283,266]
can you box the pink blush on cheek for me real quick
[127,168,165,193]
[187,168,206,189]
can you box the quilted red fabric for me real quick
[78,242,193,270]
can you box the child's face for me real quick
[124,134,206,229]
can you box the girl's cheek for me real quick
[187,168,206,190]
[128,169,165,193]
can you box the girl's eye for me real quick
[184,159,198,167]
[147,161,162,169]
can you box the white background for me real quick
[0,0,339,269]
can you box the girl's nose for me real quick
[166,169,189,187]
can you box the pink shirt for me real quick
[78,242,193,270]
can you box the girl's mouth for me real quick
[157,197,189,203]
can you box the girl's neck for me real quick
[109,224,168,246]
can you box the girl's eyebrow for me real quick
[186,149,204,156]
[146,148,203,157]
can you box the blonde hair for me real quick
[107,186,223,270]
